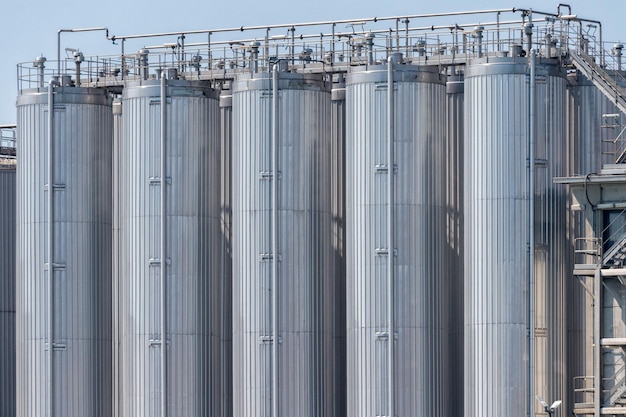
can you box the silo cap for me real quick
[32,56,46,68]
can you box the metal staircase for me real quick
[569,49,626,117]
[572,231,626,414]
[603,232,626,267]
[601,235,626,412]
[606,374,626,408]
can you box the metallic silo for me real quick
[119,75,223,417]
[345,57,448,417]
[0,155,16,417]
[231,68,337,417]
[446,71,464,417]
[463,55,568,416]
[567,74,625,173]
[16,85,113,417]
[219,90,233,417]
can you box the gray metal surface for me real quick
[219,92,233,417]
[345,63,448,417]
[16,86,113,417]
[331,81,347,417]
[231,71,337,417]
[533,64,569,417]
[112,98,122,417]
[464,59,529,417]
[119,79,222,417]
[0,165,16,417]
[464,57,569,417]
[446,73,464,417]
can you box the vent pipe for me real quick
[386,55,396,417]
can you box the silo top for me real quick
[232,72,329,94]
[17,86,111,107]
[464,56,564,78]
[123,79,218,100]
[346,63,444,85]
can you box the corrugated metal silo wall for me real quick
[464,58,570,416]
[219,91,233,417]
[345,64,448,417]
[331,84,347,417]
[16,87,113,417]
[119,80,222,417]
[231,72,337,417]
[446,75,464,417]
[567,77,615,174]
[0,164,16,417]
[533,64,569,416]
[464,59,529,417]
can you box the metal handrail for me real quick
[574,375,595,406]
[574,237,602,265]
[602,361,626,406]
[0,125,16,159]
[0,126,16,148]
[18,8,614,90]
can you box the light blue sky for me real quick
[1,0,623,124]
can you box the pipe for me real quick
[331,23,336,65]
[395,19,400,51]
[529,49,536,417]
[366,33,375,65]
[109,9,520,40]
[557,3,571,16]
[208,33,212,80]
[73,51,83,87]
[249,42,260,74]
[179,34,185,72]
[404,19,409,54]
[556,14,603,62]
[139,49,150,81]
[218,93,232,417]
[265,28,270,67]
[57,27,109,76]
[271,63,279,417]
[34,56,47,89]
[144,18,537,54]
[121,39,126,81]
[47,78,56,417]
[386,55,395,417]
[159,69,168,417]
[497,12,501,51]
[290,27,295,65]
[615,43,624,72]
[475,26,484,58]
[600,23,604,67]
[525,18,534,56]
